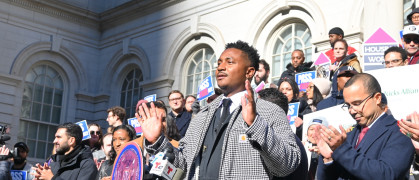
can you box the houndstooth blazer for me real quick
[147,94,301,179]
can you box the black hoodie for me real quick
[50,145,98,180]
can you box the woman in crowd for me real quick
[330,39,362,77]
[306,78,332,112]
[82,123,103,153]
[99,125,136,180]
[277,77,312,140]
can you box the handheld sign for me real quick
[11,170,27,180]
[75,120,91,140]
[295,71,316,92]
[127,117,143,136]
[254,81,265,93]
[197,76,215,101]
[287,102,300,133]
[313,53,331,79]
[112,141,143,180]
[144,94,156,102]
[363,28,398,71]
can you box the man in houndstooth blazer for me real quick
[139,41,301,179]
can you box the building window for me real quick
[120,68,143,118]
[404,0,415,25]
[271,22,313,83]
[19,65,63,160]
[185,47,217,96]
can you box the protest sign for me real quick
[112,141,143,180]
[295,71,316,91]
[144,94,156,102]
[75,120,91,140]
[254,81,265,93]
[367,64,419,120]
[287,102,299,133]
[313,53,331,79]
[363,28,398,71]
[302,105,356,167]
[127,117,143,136]
[11,170,27,180]
[197,76,215,101]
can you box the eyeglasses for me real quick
[169,97,183,102]
[413,15,419,20]
[382,59,403,66]
[404,38,419,44]
[90,131,101,136]
[341,93,375,112]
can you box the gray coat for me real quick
[147,95,301,179]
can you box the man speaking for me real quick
[138,40,300,179]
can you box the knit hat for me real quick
[329,27,344,37]
[312,78,332,97]
[307,117,328,129]
[407,7,419,24]
[337,66,359,77]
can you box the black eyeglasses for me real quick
[90,131,101,136]
[341,93,375,112]
[382,59,403,66]
[404,38,419,44]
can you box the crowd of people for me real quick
[0,9,419,180]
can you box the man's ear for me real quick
[374,93,382,106]
[68,136,76,146]
[246,67,256,79]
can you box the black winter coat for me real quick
[50,145,98,180]
[280,62,315,81]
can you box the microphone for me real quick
[149,145,180,179]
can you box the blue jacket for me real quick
[317,114,414,180]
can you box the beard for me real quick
[13,157,26,165]
[255,75,268,85]
[56,142,71,155]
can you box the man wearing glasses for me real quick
[402,25,419,65]
[383,46,408,68]
[168,90,191,137]
[316,73,414,179]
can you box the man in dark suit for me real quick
[316,73,414,179]
[138,40,301,179]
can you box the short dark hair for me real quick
[292,49,305,56]
[277,78,300,101]
[168,90,184,99]
[107,106,126,123]
[259,59,270,72]
[144,101,167,115]
[344,73,381,94]
[311,86,324,107]
[58,123,83,145]
[384,46,408,62]
[258,88,289,112]
[333,39,348,50]
[185,95,197,101]
[225,40,260,71]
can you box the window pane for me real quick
[196,62,203,74]
[54,90,63,106]
[54,76,63,89]
[48,126,57,141]
[188,61,196,75]
[126,90,132,108]
[21,101,31,118]
[36,141,46,159]
[18,121,28,138]
[204,61,210,71]
[32,102,42,120]
[47,143,54,157]
[41,105,51,122]
[28,122,38,139]
[46,66,58,79]
[27,140,36,157]
[25,70,36,82]
[187,75,194,95]
[273,39,284,54]
[34,85,43,103]
[44,87,53,104]
[38,124,48,140]
[120,92,126,107]
[280,25,292,41]
[44,77,53,88]
[51,107,61,124]
[283,53,292,71]
[120,68,143,114]
[23,84,33,101]
[185,47,216,96]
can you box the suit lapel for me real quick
[356,114,391,151]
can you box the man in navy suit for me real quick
[316,73,414,179]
